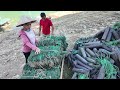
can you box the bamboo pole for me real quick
[112,29,120,40]
[106,29,112,41]
[60,58,65,79]
[101,27,110,40]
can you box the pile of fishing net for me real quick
[112,22,120,30]
[38,35,68,51]
[67,22,120,79]
[68,37,120,79]
[21,35,68,79]
[21,64,61,79]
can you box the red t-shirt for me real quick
[40,18,53,35]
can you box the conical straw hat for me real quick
[16,16,36,27]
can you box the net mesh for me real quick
[21,35,68,79]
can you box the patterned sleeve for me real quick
[20,34,37,51]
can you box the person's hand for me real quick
[35,47,41,55]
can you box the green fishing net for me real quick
[112,22,120,30]
[21,35,68,79]
[21,64,61,79]
[27,35,67,68]
[96,58,119,79]
[78,73,89,79]
[38,35,68,50]
[71,34,120,79]
[105,40,120,46]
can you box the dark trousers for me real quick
[23,52,31,63]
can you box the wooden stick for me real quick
[106,29,112,41]
[102,45,112,52]
[84,41,101,46]
[86,51,91,57]
[60,58,65,79]
[85,48,96,57]
[71,72,77,79]
[75,54,89,64]
[114,47,120,62]
[93,48,98,53]
[85,43,102,49]
[112,29,120,40]
[93,48,99,57]
[111,48,118,61]
[102,27,110,40]
[97,66,105,79]
[98,49,111,54]
[79,47,87,58]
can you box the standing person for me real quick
[39,12,54,37]
[16,16,41,64]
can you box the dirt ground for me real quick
[1,11,120,79]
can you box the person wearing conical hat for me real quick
[17,16,41,64]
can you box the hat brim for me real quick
[16,20,36,27]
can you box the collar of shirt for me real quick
[26,29,30,32]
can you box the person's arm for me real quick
[20,34,38,51]
[35,38,39,46]
[39,25,41,36]
[20,34,41,54]
[51,25,54,35]
[49,19,54,35]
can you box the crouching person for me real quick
[16,16,41,64]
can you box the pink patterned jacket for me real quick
[19,29,38,52]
